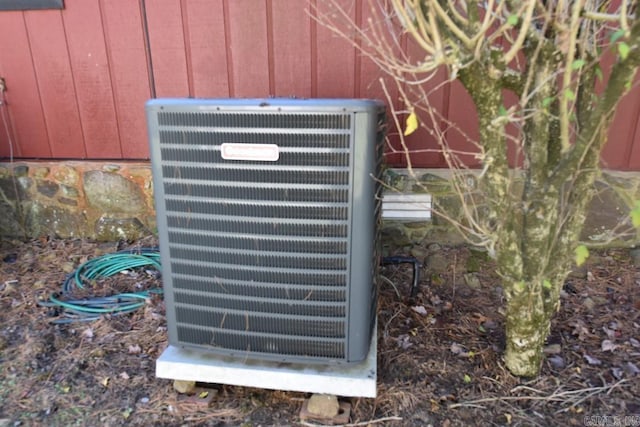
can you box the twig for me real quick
[299,416,403,427]
[379,274,403,299]
[449,379,628,409]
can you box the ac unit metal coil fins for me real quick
[147,98,385,364]
[158,111,351,129]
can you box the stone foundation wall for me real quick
[1,162,638,248]
[0,162,155,241]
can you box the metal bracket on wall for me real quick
[381,193,432,220]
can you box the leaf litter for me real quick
[0,238,638,426]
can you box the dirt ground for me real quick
[0,237,638,426]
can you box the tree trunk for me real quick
[503,279,551,377]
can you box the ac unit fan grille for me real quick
[158,112,351,130]
[149,101,383,363]
[156,111,354,360]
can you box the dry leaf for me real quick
[62,262,75,273]
[119,372,130,380]
[404,112,418,136]
[612,367,624,380]
[450,342,464,355]
[128,344,142,354]
[101,377,110,387]
[584,354,602,365]
[411,306,428,316]
[602,326,616,339]
[571,321,591,341]
[396,335,412,350]
[601,340,618,352]
[625,362,640,376]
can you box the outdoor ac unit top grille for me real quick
[148,98,384,363]
[158,111,351,129]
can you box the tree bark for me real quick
[503,279,550,377]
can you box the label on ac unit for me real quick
[220,143,280,161]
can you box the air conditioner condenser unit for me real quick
[147,98,385,365]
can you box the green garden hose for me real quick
[39,248,163,324]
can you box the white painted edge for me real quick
[156,324,377,398]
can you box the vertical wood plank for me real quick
[63,0,121,158]
[626,71,640,170]
[271,0,312,97]
[24,9,86,158]
[0,12,50,158]
[183,0,229,97]
[315,0,356,97]
[387,35,448,167]
[602,70,640,169]
[145,0,189,97]
[444,80,481,167]
[226,0,270,97]
[101,0,152,159]
[627,114,640,171]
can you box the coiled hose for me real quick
[38,248,163,324]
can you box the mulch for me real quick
[0,237,638,426]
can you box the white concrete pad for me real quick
[156,325,377,398]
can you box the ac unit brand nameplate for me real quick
[220,143,280,161]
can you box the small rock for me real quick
[306,394,340,418]
[583,297,595,310]
[548,355,565,369]
[427,243,441,252]
[543,344,562,355]
[94,216,147,241]
[425,253,449,273]
[12,165,28,177]
[592,296,608,305]
[3,253,17,263]
[36,180,59,198]
[0,419,11,427]
[177,387,217,407]
[410,246,429,261]
[102,164,121,172]
[58,197,78,206]
[173,380,196,394]
[463,273,481,289]
[569,264,588,279]
[139,397,150,404]
[60,185,79,198]
[33,167,50,179]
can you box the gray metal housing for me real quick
[146,98,384,364]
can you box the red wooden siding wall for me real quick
[0,0,639,170]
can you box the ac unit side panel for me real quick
[147,106,179,344]
[147,98,384,365]
[347,109,385,361]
